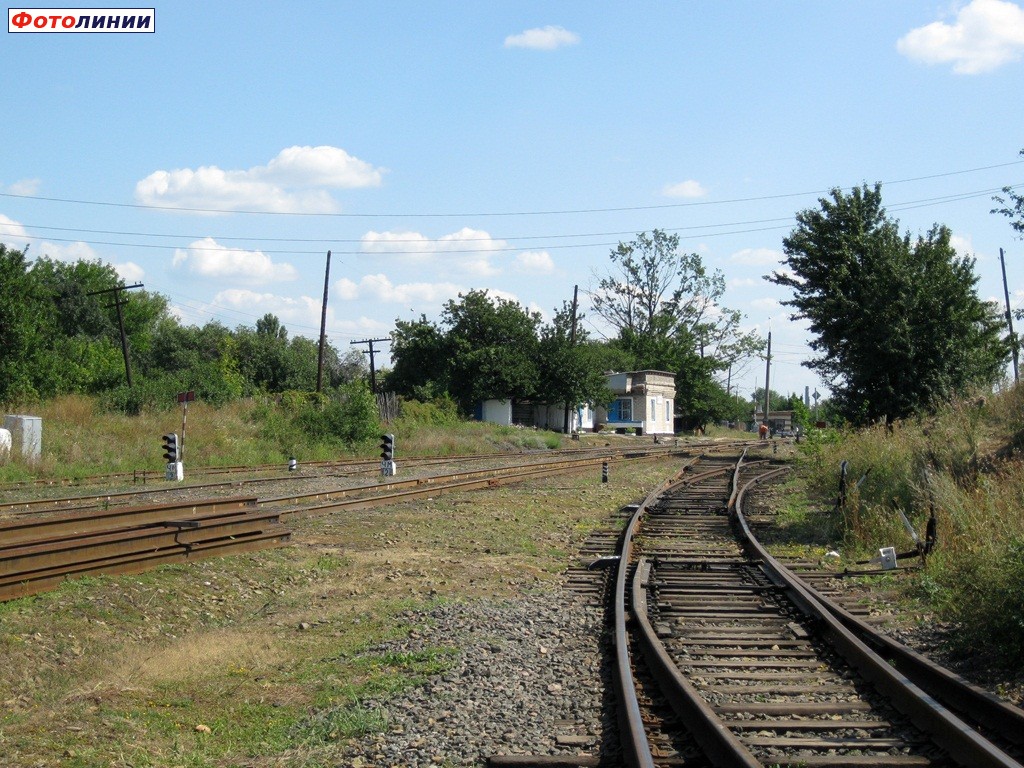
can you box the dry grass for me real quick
[0,458,681,767]
[792,383,1024,664]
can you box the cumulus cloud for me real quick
[114,261,145,282]
[210,288,324,326]
[0,214,103,264]
[362,227,508,255]
[172,237,298,284]
[751,297,782,311]
[0,214,30,247]
[897,0,1024,74]
[361,227,510,275]
[514,250,555,274]
[136,145,385,213]
[662,180,707,198]
[6,178,41,195]
[504,25,580,50]
[730,247,785,266]
[335,274,465,305]
[728,276,759,289]
[37,240,99,263]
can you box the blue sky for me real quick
[3,1,1024,401]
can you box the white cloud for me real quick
[514,250,555,274]
[211,288,323,327]
[113,261,145,282]
[728,276,759,289]
[362,227,507,255]
[662,180,707,198]
[37,240,99,263]
[335,273,466,305]
[751,297,782,311]
[361,227,509,275]
[504,25,580,50]
[135,145,384,213]
[6,178,41,195]
[172,237,298,284]
[0,214,30,247]
[897,0,1024,74]
[730,247,785,266]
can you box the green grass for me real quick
[790,383,1024,665]
[0,394,581,483]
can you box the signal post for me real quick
[380,433,396,477]
[162,433,183,481]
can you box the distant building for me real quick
[594,370,676,436]
[750,409,795,434]
[475,370,677,436]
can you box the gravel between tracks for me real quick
[338,586,615,768]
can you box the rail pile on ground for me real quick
[0,496,290,601]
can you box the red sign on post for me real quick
[176,391,195,403]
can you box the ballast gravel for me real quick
[337,587,617,768]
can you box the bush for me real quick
[397,397,460,426]
[934,537,1024,663]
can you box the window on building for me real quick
[610,397,632,421]
[650,398,656,419]
[666,400,672,422]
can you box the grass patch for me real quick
[0,453,682,766]
[789,384,1024,665]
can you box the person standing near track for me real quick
[758,422,769,440]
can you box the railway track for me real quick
[0,444,724,603]
[0,442,726,515]
[611,451,1023,768]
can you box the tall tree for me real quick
[772,184,1006,424]
[387,291,542,412]
[992,147,1024,239]
[536,300,611,419]
[443,290,541,412]
[0,245,39,403]
[591,230,762,425]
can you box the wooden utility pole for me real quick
[351,337,389,393]
[1000,248,1019,383]
[763,329,772,429]
[87,283,143,387]
[316,250,331,393]
[562,285,579,434]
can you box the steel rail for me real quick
[611,464,690,767]
[0,496,258,545]
[730,465,1022,768]
[734,466,1024,754]
[277,450,689,518]
[0,443,698,514]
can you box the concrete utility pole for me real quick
[351,338,389,394]
[87,283,143,387]
[316,250,331,393]
[1000,248,1019,383]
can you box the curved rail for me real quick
[616,452,1022,767]
[732,463,1024,760]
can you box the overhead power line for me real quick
[2,185,1017,257]
[1,161,1020,218]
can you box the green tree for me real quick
[992,147,1024,239]
[443,290,541,412]
[386,315,452,401]
[0,245,40,403]
[771,184,1006,424]
[591,230,762,427]
[536,301,612,428]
